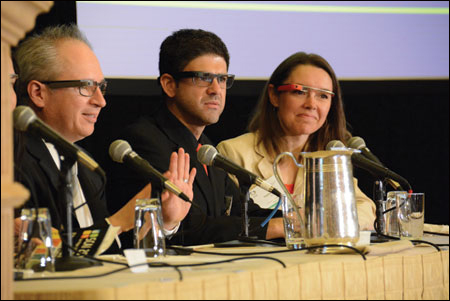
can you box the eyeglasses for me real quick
[10,74,18,85]
[173,71,235,89]
[41,79,107,97]
[277,84,334,101]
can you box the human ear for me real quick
[27,80,48,108]
[160,73,177,98]
[268,84,279,108]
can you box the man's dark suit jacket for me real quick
[106,105,270,247]
[14,131,110,230]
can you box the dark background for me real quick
[20,2,449,224]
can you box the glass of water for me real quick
[281,194,305,249]
[384,191,408,237]
[397,193,425,240]
[15,208,55,272]
[134,198,166,257]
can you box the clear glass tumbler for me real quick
[397,193,425,240]
[134,198,166,257]
[15,208,54,272]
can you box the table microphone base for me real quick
[214,236,259,248]
[55,255,102,271]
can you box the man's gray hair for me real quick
[14,24,92,104]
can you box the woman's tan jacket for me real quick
[217,132,376,230]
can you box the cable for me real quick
[16,255,286,282]
[374,218,444,252]
[148,262,183,281]
[172,256,286,269]
[373,219,401,241]
[424,231,449,236]
[20,226,289,282]
[15,261,182,281]
[241,238,285,247]
[410,240,442,252]
[303,244,366,260]
[168,243,367,260]
[168,245,291,256]
[15,265,130,281]
[260,197,282,227]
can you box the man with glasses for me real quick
[13,25,195,244]
[107,29,284,247]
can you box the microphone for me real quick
[347,137,402,190]
[347,136,383,165]
[109,140,191,203]
[13,105,105,177]
[197,144,282,197]
[326,140,411,191]
[326,140,346,149]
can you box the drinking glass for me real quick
[281,195,305,249]
[397,193,425,240]
[384,191,408,237]
[134,198,166,257]
[15,208,55,272]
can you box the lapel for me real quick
[23,132,82,227]
[198,135,223,216]
[254,136,305,199]
[155,107,218,212]
[77,163,106,222]
[254,137,275,180]
[25,133,61,192]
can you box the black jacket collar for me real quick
[153,105,221,215]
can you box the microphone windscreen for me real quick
[13,105,36,131]
[347,136,366,150]
[197,144,217,166]
[326,140,345,150]
[109,139,132,163]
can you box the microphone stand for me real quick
[236,178,258,244]
[372,179,390,243]
[214,176,258,247]
[55,154,102,271]
[150,181,162,203]
[238,184,251,238]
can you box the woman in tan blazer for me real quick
[217,52,376,230]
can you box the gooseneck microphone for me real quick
[109,140,191,203]
[13,105,105,177]
[347,136,383,165]
[197,144,282,197]
[326,140,346,149]
[326,140,411,191]
[347,137,403,190]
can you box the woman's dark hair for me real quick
[248,52,351,158]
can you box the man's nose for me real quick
[207,77,222,94]
[91,88,107,108]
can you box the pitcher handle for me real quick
[273,152,305,237]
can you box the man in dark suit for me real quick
[13,25,195,239]
[107,29,284,246]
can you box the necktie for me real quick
[43,141,94,228]
[196,143,208,176]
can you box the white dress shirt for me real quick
[45,140,178,241]
[44,141,93,228]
